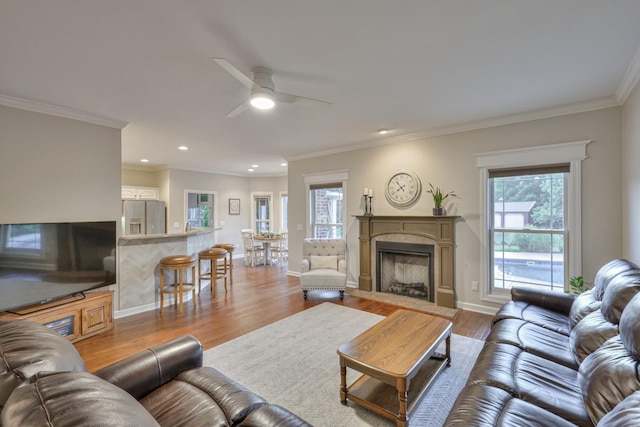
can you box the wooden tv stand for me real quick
[0,291,113,343]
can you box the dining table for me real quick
[252,233,283,266]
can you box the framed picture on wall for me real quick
[229,198,240,215]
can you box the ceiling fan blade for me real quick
[226,100,250,118]
[213,58,256,90]
[276,92,332,109]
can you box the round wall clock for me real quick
[385,169,422,207]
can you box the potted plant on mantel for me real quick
[427,183,456,216]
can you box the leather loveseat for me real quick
[444,258,640,427]
[0,319,310,427]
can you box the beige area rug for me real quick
[203,303,483,426]
[346,288,460,319]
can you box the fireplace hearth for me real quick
[376,241,435,302]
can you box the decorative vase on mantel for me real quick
[433,208,445,216]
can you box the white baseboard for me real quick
[456,301,499,316]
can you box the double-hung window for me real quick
[490,165,568,293]
[476,141,589,302]
[304,170,349,239]
[310,183,343,238]
[252,193,272,232]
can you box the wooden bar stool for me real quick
[213,243,237,284]
[198,248,228,297]
[159,255,196,314]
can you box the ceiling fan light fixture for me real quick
[250,91,275,110]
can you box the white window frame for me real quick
[303,170,349,238]
[184,189,219,230]
[251,192,273,232]
[280,191,288,232]
[475,141,589,304]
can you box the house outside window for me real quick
[491,167,568,293]
[476,141,589,303]
[304,170,349,239]
[310,183,343,238]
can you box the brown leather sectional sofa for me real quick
[444,258,640,426]
[0,319,310,426]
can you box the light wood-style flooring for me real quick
[75,263,493,372]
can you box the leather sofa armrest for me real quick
[94,334,203,400]
[511,286,575,315]
[301,259,310,273]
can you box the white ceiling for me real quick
[2,1,640,176]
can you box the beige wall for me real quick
[0,105,121,223]
[122,167,287,254]
[288,107,623,312]
[622,82,640,261]
[121,167,161,188]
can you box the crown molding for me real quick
[287,96,619,162]
[616,44,640,104]
[0,94,128,129]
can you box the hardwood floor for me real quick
[75,263,493,372]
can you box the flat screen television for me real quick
[0,221,117,313]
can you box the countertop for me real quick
[119,228,219,242]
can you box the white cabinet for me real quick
[122,186,159,200]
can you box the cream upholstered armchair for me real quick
[300,238,347,300]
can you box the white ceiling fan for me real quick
[213,58,332,118]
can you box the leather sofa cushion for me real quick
[486,318,576,368]
[139,366,266,426]
[569,290,602,328]
[579,336,640,425]
[600,270,640,324]
[493,301,571,336]
[569,310,618,364]
[619,293,640,358]
[593,259,640,301]
[468,342,591,426]
[1,371,160,427]
[238,404,312,427]
[0,319,86,409]
[443,384,579,427]
[596,390,640,426]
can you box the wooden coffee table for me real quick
[337,309,452,427]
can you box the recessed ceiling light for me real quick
[248,168,255,172]
[281,163,288,167]
[378,129,389,135]
[178,146,188,151]
[251,164,259,168]
[140,159,149,163]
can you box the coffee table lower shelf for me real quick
[344,356,449,423]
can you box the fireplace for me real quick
[376,242,435,302]
[356,215,457,308]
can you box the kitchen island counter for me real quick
[116,229,216,316]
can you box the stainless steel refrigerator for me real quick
[122,200,166,235]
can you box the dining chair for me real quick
[270,230,288,267]
[241,229,264,267]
